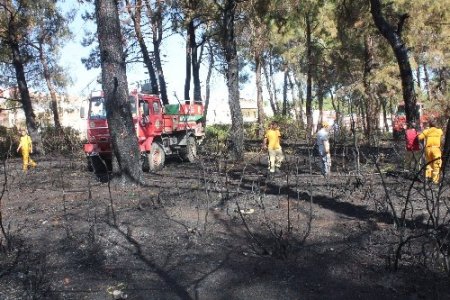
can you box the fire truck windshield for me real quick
[89,97,106,119]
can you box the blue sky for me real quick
[58,0,240,104]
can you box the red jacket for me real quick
[405,128,420,151]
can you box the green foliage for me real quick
[243,122,261,140]
[40,126,83,155]
[0,127,20,159]
[205,124,230,141]
[265,116,307,143]
[202,124,231,153]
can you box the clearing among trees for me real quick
[1,138,450,299]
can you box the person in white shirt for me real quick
[316,121,331,177]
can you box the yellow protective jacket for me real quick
[265,129,281,150]
[19,135,33,153]
[418,127,443,148]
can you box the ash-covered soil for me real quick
[1,144,450,299]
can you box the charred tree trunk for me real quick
[7,19,43,154]
[11,45,43,154]
[255,51,265,138]
[145,0,168,104]
[184,25,192,100]
[191,27,202,102]
[441,118,450,180]
[370,0,416,123]
[305,13,314,139]
[222,0,243,160]
[96,0,142,182]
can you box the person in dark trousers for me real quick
[404,122,421,173]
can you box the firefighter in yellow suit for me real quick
[262,121,284,174]
[17,129,37,171]
[418,119,443,184]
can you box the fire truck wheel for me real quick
[141,155,150,172]
[393,130,403,140]
[87,158,94,172]
[185,136,198,163]
[148,142,165,172]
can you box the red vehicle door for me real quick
[138,96,163,137]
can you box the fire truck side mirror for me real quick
[80,100,88,119]
[80,106,86,119]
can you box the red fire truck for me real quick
[81,85,205,172]
[392,102,430,139]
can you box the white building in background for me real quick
[205,98,274,125]
[0,87,86,135]
[206,98,231,124]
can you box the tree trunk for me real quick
[330,88,340,124]
[203,41,214,125]
[269,53,279,113]
[4,0,43,154]
[262,58,278,115]
[441,118,450,180]
[293,74,306,126]
[184,24,192,100]
[39,44,61,131]
[191,24,202,102]
[282,68,288,116]
[223,0,244,160]
[287,71,298,121]
[423,63,432,102]
[370,0,417,123]
[153,34,168,105]
[96,0,142,182]
[363,34,378,143]
[255,51,265,138]
[125,0,158,94]
[145,0,168,104]
[317,88,323,133]
[9,36,43,154]
[380,96,390,132]
[305,13,313,139]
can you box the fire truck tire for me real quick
[393,130,403,140]
[87,158,94,172]
[141,155,150,172]
[148,142,165,172]
[185,136,198,163]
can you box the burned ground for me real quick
[1,142,450,299]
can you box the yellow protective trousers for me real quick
[424,146,441,183]
[21,149,36,171]
[268,148,284,173]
